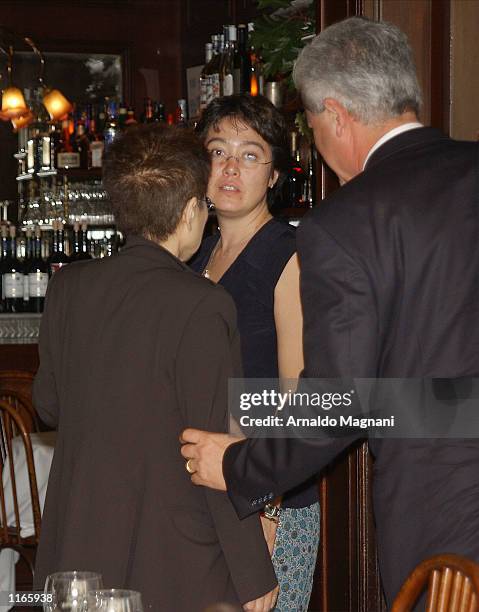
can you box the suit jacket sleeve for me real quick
[224,215,376,518]
[32,270,63,428]
[176,286,277,604]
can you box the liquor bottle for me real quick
[288,131,306,207]
[0,226,8,312]
[234,24,251,94]
[87,113,104,169]
[199,43,214,113]
[74,122,91,169]
[209,34,222,102]
[103,100,118,150]
[153,102,166,123]
[71,221,92,261]
[141,98,154,123]
[2,226,24,313]
[175,99,188,127]
[248,23,264,96]
[27,88,56,177]
[305,145,316,208]
[118,101,128,130]
[220,26,235,97]
[26,226,49,313]
[57,117,80,169]
[125,107,138,126]
[96,103,107,135]
[48,220,69,276]
[22,227,33,309]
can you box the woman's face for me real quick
[204,117,279,218]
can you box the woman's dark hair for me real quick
[103,124,210,241]
[196,94,289,206]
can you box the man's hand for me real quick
[180,429,238,491]
[243,585,279,611]
[260,515,278,557]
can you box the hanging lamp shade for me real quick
[1,86,28,118]
[43,88,73,120]
[11,109,33,130]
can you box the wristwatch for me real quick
[261,503,281,523]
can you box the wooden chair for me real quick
[0,370,41,432]
[392,554,479,612]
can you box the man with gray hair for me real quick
[181,17,479,607]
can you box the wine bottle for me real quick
[2,226,24,313]
[234,24,251,94]
[71,221,92,261]
[220,26,235,97]
[27,226,49,313]
[48,220,69,276]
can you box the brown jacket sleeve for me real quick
[175,285,277,604]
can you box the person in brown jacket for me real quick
[33,125,277,611]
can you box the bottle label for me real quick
[42,136,51,169]
[3,273,24,298]
[27,139,35,173]
[223,74,234,96]
[210,74,220,100]
[50,262,68,275]
[200,76,211,111]
[90,141,104,168]
[57,152,80,168]
[29,272,49,297]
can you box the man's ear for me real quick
[182,197,197,231]
[323,98,350,137]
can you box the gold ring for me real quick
[185,459,196,474]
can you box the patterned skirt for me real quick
[272,502,320,612]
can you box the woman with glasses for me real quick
[33,124,278,611]
[192,95,320,612]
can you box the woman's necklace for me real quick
[202,239,220,279]
[202,215,272,280]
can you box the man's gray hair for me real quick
[293,17,423,124]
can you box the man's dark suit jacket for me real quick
[33,237,276,611]
[223,128,479,605]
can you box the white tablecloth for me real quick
[0,431,56,606]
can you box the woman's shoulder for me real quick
[244,218,296,271]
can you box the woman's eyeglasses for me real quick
[207,148,273,170]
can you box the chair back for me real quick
[0,399,41,547]
[392,554,479,612]
[0,370,39,432]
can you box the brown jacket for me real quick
[33,236,276,611]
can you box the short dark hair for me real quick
[103,124,210,241]
[196,94,289,206]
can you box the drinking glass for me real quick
[86,589,144,612]
[44,571,103,611]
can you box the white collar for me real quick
[362,122,424,170]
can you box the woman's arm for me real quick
[274,253,304,389]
